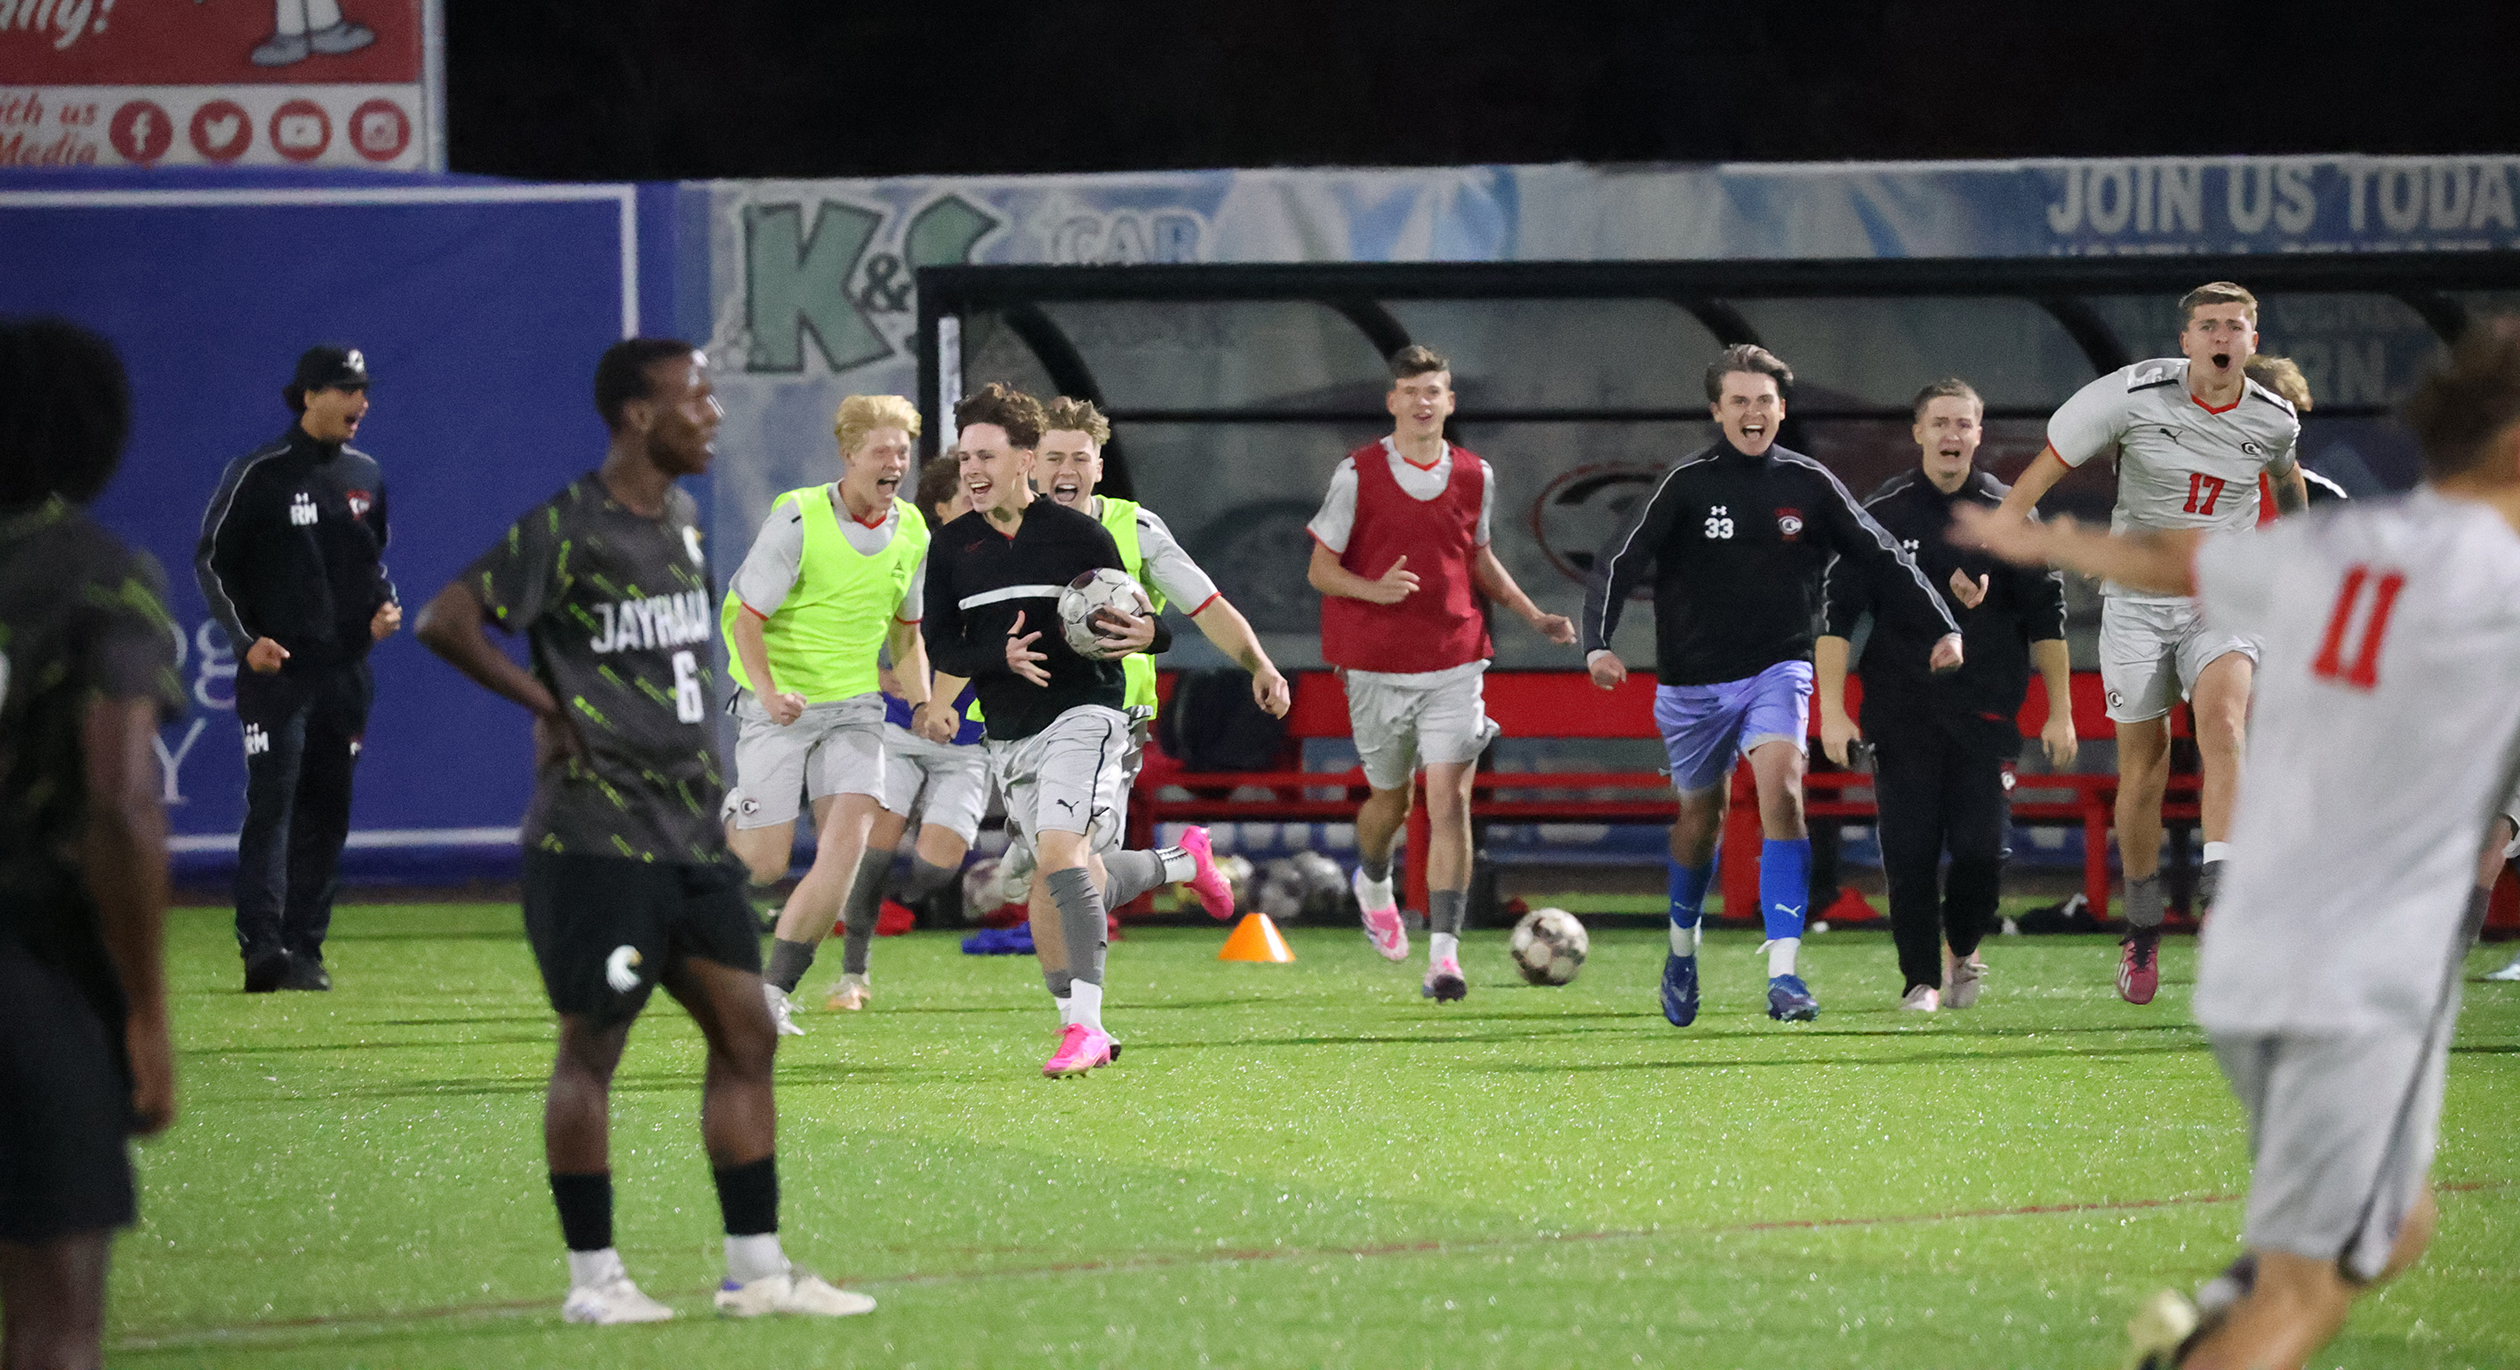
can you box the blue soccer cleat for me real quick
[1659,952,1699,1027]
[1766,973,1819,1022]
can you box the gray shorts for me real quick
[2099,596,2258,724]
[2210,1008,2456,1282]
[1344,665,1499,792]
[726,692,885,830]
[987,705,1131,857]
[879,722,989,845]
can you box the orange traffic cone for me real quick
[1217,912,1295,962]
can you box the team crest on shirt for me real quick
[1775,509,1804,540]
[345,489,373,518]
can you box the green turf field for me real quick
[111,904,2518,1369]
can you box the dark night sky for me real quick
[446,3,2520,182]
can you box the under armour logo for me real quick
[605,945,643,993]
[243,723,270,756]
[289,491,319,526]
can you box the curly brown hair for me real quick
[1040,395,1110,446]
[954,381,1044,449]
[2402,316,2520,482]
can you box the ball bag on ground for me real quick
[1059,568,1155,660]
[1510,907,1588,986]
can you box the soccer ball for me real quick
[1509,907,1588,986]
[1058,567,1154,660]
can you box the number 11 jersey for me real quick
[2191,489,2520,1036]
[2049,357,2300,604]
[462,473,728,864]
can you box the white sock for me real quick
[1055,993,1074,1027]
[1765,937,1800,978]
[1070,980,1104,1032]
[725,1232,787,1284]
[2202,841,2231,865]
[1430,931,1459,967]
[566,1247,625,1289]
[1669,922,1700,956]
[1357,873,1394,910]
[1158,846,1197,883]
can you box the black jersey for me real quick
[461,473,726,864]
[0,499,183,1010]
[922,500,1171,743]
[1582,439,1957,686]
[196,426,394,671]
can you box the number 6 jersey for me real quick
[2049,357,2300,604]
[2191,489,2520,1036]
[462,474,728,864]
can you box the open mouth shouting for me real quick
[2210,351,2233,372]
[1740,418,1768,442]
[1048,473,1087,509]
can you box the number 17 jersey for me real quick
[462,473,728,864]
[2049,357,2300,604]
[2191,489,2520,1036]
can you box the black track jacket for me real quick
[1582,439,1955,686]
[196,426,394,672]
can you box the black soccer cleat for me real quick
[281,957,332,991]
[243,950,291,994]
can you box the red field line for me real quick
[108,1178,2512,1349]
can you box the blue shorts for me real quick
[1653,661,1812,795]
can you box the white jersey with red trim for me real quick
[2050,358,2300,603]
[2191,489,2520,1035]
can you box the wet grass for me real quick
[108,904,2520,1368]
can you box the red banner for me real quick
[0,0,430,169]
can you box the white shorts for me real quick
[725,692,885,830]
[1343,664,1500,792]
[878,722,989,846]
[987,705,1131,858]
[2211,1011,2454,1282]
[2098,596,2259,724]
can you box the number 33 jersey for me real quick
[462,473,728,864]
[2049,357,2300,603]
[2191,489,2520,1036]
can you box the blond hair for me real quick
[2246,355,2312,411]
[1041,396,1111,446]
[834,393,921,457]
[2178,281,2260,327]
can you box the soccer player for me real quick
[918,383,1235,1076]
[1991,282,2308,1004]
[1037,394,1292,756]
[415,339,871,1322]
[831,457,987,1011]
[1585,344,1960,1025]
[0,318,180,1370]
[719,394,933,1034]
[1953,319,2520,1370]
[1816,378,2074,1011]
[1306,344,1575,1001]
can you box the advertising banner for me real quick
[0,0,435,169]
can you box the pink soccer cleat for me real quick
[1178,826,1236,920]
[1042,1023,1114,1077]
[2118,930,2161,1005]
[1354,869,1409,962]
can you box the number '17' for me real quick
[2183,472,2228,515]
[2310,564,2406,691]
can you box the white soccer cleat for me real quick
[715,1269,877,1318]
[563,1275,676,1325]
[764,982,806,1036]
[2486,953,2520,982]
[1898,984,1940,1012]
[2122,1288,2200,1370]
[1943,948,1983,1009]
[825,972,872,1011]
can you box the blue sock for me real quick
[1759,838,1811,946]
[1666,862,1711,949]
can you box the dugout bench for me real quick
[1132,669,2199,924]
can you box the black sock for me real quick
[766,937,816,993]
[1047,866,1109,987]
[839,858,890,977]
[1361,853,1391,883]
[901,855,960,903]
[549,1170,613,1251]
[712,1154,779,1238]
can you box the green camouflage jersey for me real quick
[463,473,727,864]
[0,498,184,1017]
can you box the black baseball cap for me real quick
[292,344,369,393]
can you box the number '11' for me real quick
[2310,564,2406,691]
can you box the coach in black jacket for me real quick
[196,345,399,992]
[1816,378,2076,1012]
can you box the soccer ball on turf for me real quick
[1058,567,1155,660]
[1509,907,1588,986]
